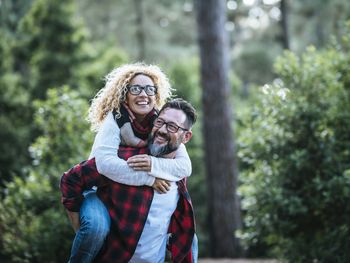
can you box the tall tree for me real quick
[194,0,241,257]
[75,0,197,64]
[18,0,88,99]
[133,0,146,60]
[280,0,290,49]
[0,30,31,185]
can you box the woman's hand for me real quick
[152,178,171,194]
[127,154,152,171]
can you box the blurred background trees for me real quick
[1,0,350,261]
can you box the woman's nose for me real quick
[138,89,148,96]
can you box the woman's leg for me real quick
[69,190,110,263]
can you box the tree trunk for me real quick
[280,0,290,49]
[133,0,146,60]
[194,0,241,257]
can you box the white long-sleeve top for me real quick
[89,111,192,186]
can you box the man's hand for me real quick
[152,178,171,194]
[127,154,152,171]
[66,210,80,232]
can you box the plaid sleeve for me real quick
[59,158,107,212]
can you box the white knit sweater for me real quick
[89,111,192,186]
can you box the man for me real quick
[61,98,197,262]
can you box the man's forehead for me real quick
[159,108,186,123]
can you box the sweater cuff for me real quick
[145,175,155,186]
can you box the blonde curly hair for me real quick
[87,62,173,132]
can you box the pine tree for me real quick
[18,0,88,99]
[0,0,90,184]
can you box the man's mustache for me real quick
[152,131,170,142]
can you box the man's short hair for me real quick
[159,98,197,129]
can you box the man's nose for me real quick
[158,123,168,133]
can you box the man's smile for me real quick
[153,132,169,144]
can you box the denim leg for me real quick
[192,233,199,263]
[69,190,110,263]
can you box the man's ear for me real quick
[182,130,193,144]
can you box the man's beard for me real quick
[148,131,180,157]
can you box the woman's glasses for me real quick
[127,85,157,96]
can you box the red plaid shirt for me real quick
[60,146,195,263]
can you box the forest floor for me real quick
[198,259,279,263]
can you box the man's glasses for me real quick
[127,85,157,96]
[153,118,188,133]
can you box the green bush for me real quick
[237,25,350,262]
[0,87,93,262]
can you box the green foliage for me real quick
[30,87,94,174]
[237,28,350,261]
[0,1,132,260]
[0,29,32,184]
[0,175,73,263]
[168,58,201,107]
[0,0,95,186]
[76,41,129,98]
[18,0,89,99]
[233,42,278,87]
[0,86,93,262]
[0,0,33,33]
[0,0,128,186]
[292,0,350,50]
[75,0,197,63]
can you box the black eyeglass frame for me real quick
[127,85,158,96]
[153,117,189,133]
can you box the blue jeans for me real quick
[68,190,110,263]
[192,233,199,263]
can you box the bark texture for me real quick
[194,0,242,257]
